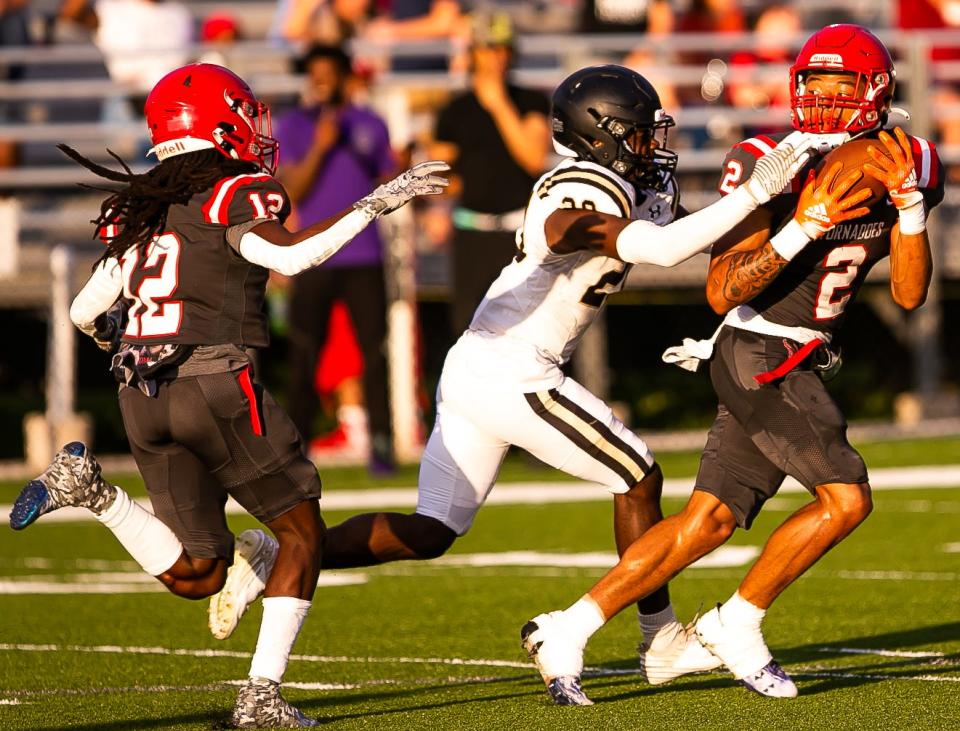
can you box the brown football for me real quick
[814,138,889,208]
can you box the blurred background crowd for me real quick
[2,0,960,471]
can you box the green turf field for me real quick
[1,440,958,729]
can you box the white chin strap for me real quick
[552,139,579,158]
[147,137,216,160]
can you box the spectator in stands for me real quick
[898,0,960,180]
[621,0,679,112]
[429,10,550,337]
[0,0,33,192]
[275,43,398,474]
[271,0,373,47]
[726,4,800,137]
[197,11,241,67]
[363,0,469,71]
[580,0,671,34]
[60,0,192,95]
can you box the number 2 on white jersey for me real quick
[814,244,866,320]
[121,232,183,337]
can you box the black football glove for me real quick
[93,300,127,353]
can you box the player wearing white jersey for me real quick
[207,66,816,693]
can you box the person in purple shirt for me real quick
[275,43,397,473]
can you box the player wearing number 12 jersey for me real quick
[519,25,943,705]
[9,63,447,728]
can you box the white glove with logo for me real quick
[742,131,814,206]
[354,160,450,218]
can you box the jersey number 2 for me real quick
[121,233,183,337]
[814,245,866,320]
[580,265,629,308]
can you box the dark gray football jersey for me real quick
[717,131,944,334]
[112,173,290,348]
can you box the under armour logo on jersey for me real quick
[803,202,831,224]
[648,203,663,219]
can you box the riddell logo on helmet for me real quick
[809,53,844,67]
[155,140,187,158]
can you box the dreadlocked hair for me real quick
[57,144,260,266]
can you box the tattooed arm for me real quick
[706,207,783,315]
[706,163,873,315]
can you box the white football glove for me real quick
[742,131,814,206]
[354,160,450,218]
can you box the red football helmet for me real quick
[144,63,278,174]
[790,24,895,135]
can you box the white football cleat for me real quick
[209,529,278,640]
[638,621,723,685]
[520,612,593,706]
[695,605,798,698]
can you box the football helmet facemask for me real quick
[144,63,279,174]
[552,65,677,191]
[790,24,895,135]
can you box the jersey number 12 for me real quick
[121,233,183,337]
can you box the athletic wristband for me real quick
[897,199,926,236]
[769,219,812,261]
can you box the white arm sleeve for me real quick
[69,258,124,336]
[615,186,757,267]
[236,208,375,276]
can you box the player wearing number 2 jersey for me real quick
[9,63,447,728]
[519,25,943,705]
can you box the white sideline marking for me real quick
[943,543,960,553]
[815,647,946,658]
[0,699,21,705]
[3,464,959,524]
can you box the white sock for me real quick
[638,605,682,648]
[248,596,312,683]
[96,487,183,575]
[561,596,606,648]
[337,405,369,449]
[719,591,766,629]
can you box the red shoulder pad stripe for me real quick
[737,136,776,160]
[201,173,272,225]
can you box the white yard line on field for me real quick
[0,643,535,669]
[1,651,958,703]
[814,647,946,658]
[0,547,761,595]
[3,465,959,525]
[0,572,368,595]
[792,670,960,683]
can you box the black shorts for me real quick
[695,327,867,529]
[118,367,321,559]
